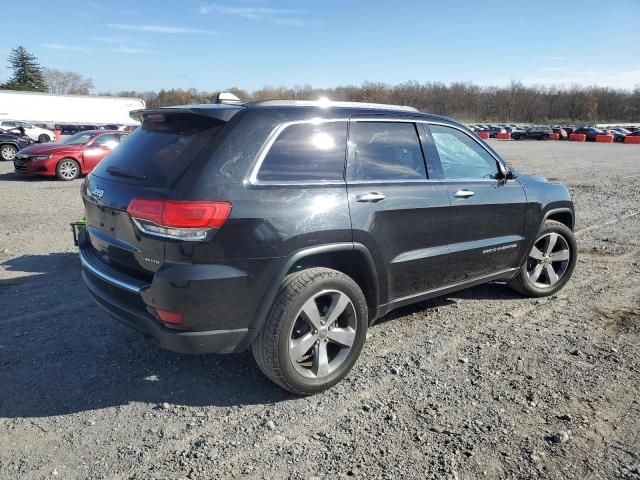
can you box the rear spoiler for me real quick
[129,104,245,123]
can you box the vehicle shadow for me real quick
[0,252,524,419]
[375,281,523,325]
[0,252,292,420]
[0,171,48,182]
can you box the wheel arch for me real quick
[543,207,574,230]
[243,243,381,350]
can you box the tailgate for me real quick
[83,175,167,276]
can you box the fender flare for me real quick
[542,207,574,230]
[240,242,380,350]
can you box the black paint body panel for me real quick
[79,103,574,353]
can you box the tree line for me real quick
[3,46,639,124]
[107,83,640,124]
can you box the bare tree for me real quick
[43,68,94,95]
[96,82,640,124]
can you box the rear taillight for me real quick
[127,198,231,241]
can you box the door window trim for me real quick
[245,116,513,187]
[245,118,349,187]
[346,117,512,185]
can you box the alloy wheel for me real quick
[1,146,16,161]
[288,289,357,379]
[526,232,571,288]
[59,160,79,180]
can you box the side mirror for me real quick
[497,162,515,183]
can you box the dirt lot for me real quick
[1,140,639,479]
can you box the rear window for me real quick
[257,121,347,182]
[92,113,224,187]
[62,132,95,145]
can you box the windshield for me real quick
[62,132,95,146]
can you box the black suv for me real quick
[78,100,577,395]
[511,126,553,140]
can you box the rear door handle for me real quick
[454,189,475,198]
[356,192,386,203]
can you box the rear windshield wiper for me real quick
[106,166,147,180]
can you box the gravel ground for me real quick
[1,140,639,479]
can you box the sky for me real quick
[1,0,639,93]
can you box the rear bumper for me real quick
[82,270,250,353]
[78,232,263,354]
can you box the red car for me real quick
[13,130,128,180]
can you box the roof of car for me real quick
[247,99,418,112]
[130,100,458,126]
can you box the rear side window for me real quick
[93,134,120,148]
[257,122,347,182]
[429,125,499,180]
[92,114,224,187]
[353,122,426,181]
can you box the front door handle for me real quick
[454,189,475,198]
[356,192,386,203]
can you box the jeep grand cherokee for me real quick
[78,99,577,395]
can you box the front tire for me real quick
[1,144,17,161]
[252,267,368,395]
[509,220,577,297]
[56,158,80,181]
[38,134,51,143]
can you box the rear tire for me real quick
[509,220,577,297]
[252,267,368,396]
[56,158,80,181]
[1,144,17,161]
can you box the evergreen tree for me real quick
[2,46,47,92]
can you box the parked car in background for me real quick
[503,125,525,136]
[56,124,100,135]
[14,130,128,180]
[0,120,55,142]
[0,130,34,161]
[485,125,507,138]
[101,124,137,131]
[552,127,568,140]
[512,126,553,140]
[572,127,605,142]
[599,128,625,143]
[605,127,630,142]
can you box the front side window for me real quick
[353,122,426,181]
[257,121,347,182]
[429,125,499,180]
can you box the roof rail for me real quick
[250,99,419,112]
